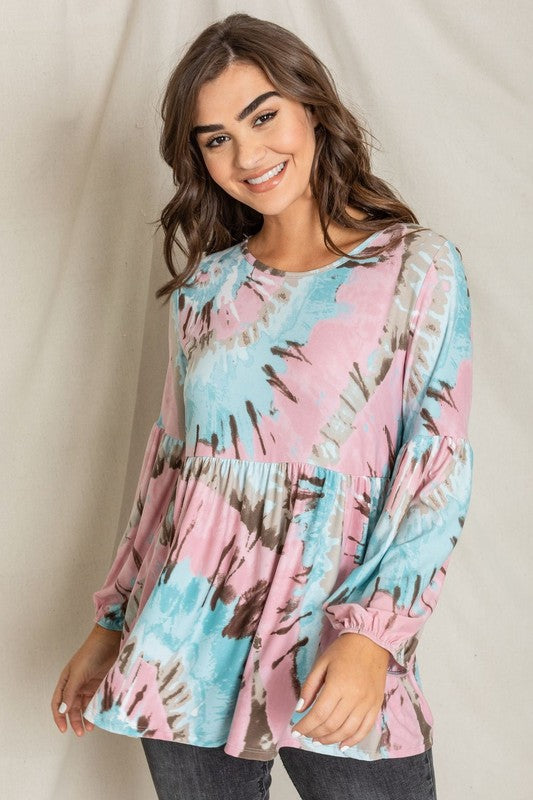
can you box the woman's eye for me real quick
[254,111,278,126]
[205,110,278,149]
[205,135,228,149]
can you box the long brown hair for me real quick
[154,12,430,301]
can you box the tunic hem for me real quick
[83,710,434,762]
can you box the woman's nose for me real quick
[234,141,268,171]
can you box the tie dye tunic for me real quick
[83,222,474,762]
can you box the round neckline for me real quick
[239,222,400,277]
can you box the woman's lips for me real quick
[241,160,288,193]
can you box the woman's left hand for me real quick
[290,632,390,749]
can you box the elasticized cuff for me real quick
[93,602,125,632]
[325,603,420,672]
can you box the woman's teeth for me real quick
[245,161,286,184]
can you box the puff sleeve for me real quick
[92,289,187,634]
[323,238,474,672]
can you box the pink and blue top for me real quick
[83,221,474,762]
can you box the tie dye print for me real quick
[83,222,474,761]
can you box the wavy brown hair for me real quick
[154,12,430,301]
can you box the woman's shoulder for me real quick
[394,222,466,280]
[198,240,245,273]
[393,223,470,316]
[178,240,244,299]
[392,221,454,256]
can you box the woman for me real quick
[51,13,473,800]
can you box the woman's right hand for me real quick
[51,623,122,737]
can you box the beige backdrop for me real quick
[2,1,531,798]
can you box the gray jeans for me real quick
[140,738,438,799]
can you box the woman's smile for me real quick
[241,160,289,192]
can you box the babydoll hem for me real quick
[274,739,435,761]
[83,711,433,762]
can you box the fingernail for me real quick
[291,730,301,738]
[340,744,349,752]
[295,697,304,711]
[59,702,67,714]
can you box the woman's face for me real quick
[193,61,319,216]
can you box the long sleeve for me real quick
[92,289,187,633]
[323,238,474,672]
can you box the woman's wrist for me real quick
[89,622,122,645]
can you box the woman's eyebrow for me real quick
[192,91,281,136]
